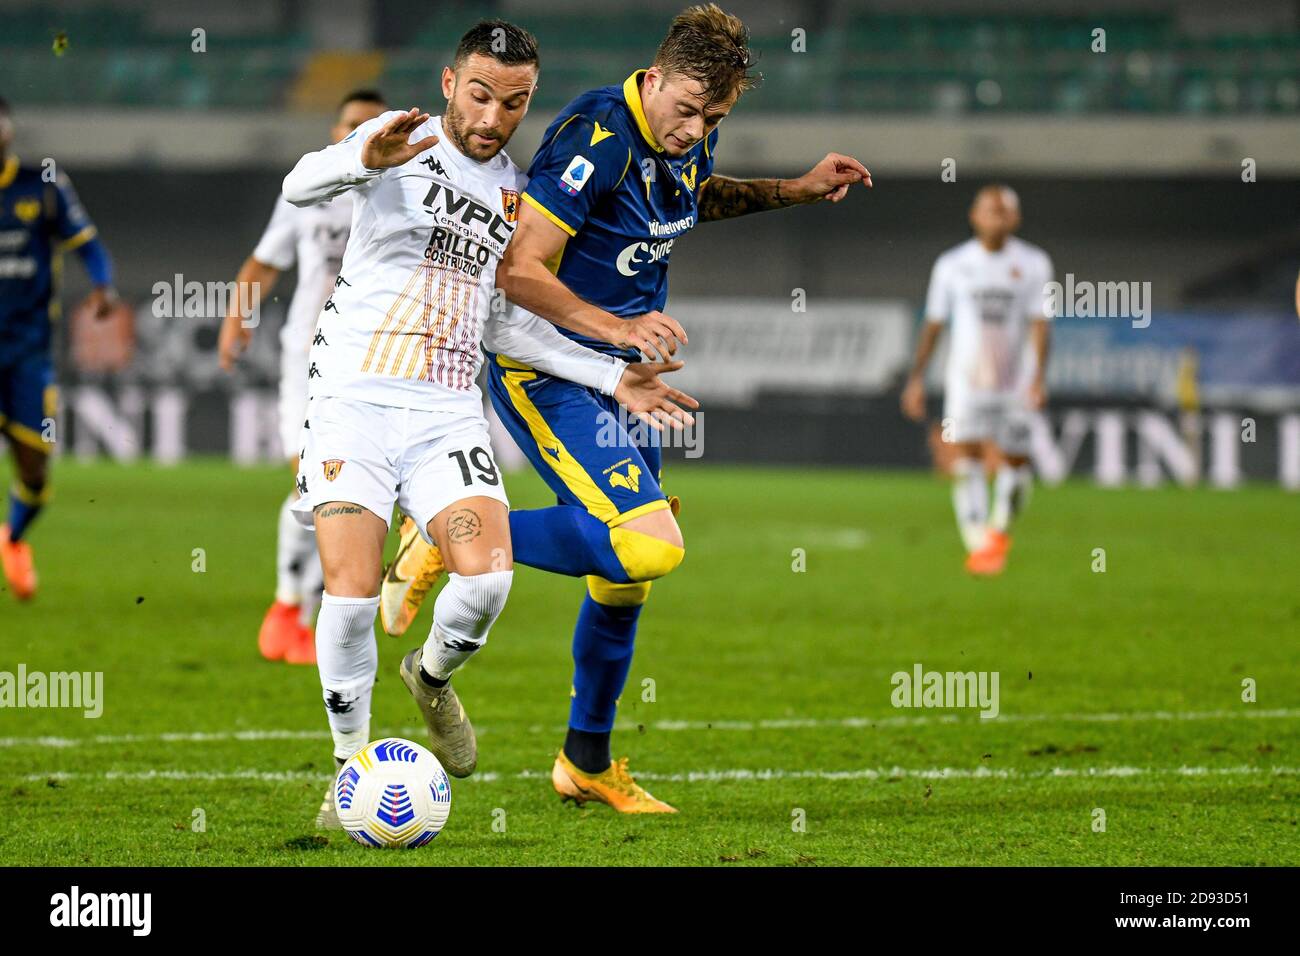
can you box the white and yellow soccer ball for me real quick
[334,738,452,848]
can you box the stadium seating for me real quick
[2,4,1296,114]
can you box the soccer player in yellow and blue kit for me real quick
[0,97,118,600]
[494,5,869,812]
[383,5,870,810]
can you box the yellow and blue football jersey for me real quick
[487,71,717,525]
[0,155,99,358]
[520,70,718,361]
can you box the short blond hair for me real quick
[654,4,758,104]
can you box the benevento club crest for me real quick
[322,459,344,481]
[500,188,519,223]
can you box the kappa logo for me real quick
[421,155,446,176]
[608,462,641,493]
[322,459,344,481]
[500,187,519,223]
[560,155,592,196]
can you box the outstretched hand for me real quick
[361,108,439,170]
[790,152,872,204]
[614,360,700,432]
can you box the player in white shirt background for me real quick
[279,21,697,828]
[218,90,389,665]
[902,185,1053,576]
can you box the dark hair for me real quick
[0,96,9,115]
[654,4,758,104]
[452,18,539,71]
[337,89,386,111]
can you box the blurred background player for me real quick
[901,184,1053,576]
[385,3,870,812]
[217,90,388,663]
[0,95,119,601]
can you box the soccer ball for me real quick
[334,738,452,848]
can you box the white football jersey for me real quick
[283,112,537,415]
[924,236,1054,395]
[252,193,353,359]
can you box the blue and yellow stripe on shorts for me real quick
[486,352,668,527]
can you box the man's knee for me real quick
[608,526,684,582]
[12,445,49,488]
[321,564,381,599]
[606,503,684,582]
[436,570,513,647]
[317,539,383,597]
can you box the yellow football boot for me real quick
[551,751,677,813]
[379,516,445,636]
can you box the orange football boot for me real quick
[552,751,677,813]
[257,600,301,661]
[965,530,1011,576]
[283,623,317,665]
[0,524,37,601]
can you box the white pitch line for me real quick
[3,707,1297,750]
[20,765,1299,785]
[625,707,1300,733]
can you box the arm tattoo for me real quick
[446,508,482,544]
[314,503,365,518]
[697,175,797,223]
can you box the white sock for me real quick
[990,463,1033,533]
[421,570,513,681]
[275,492,315,605]
[952,458,989,553]
[298,547,323,628]
[315,593,379,761]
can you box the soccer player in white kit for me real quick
[218,91,389,664]
[902,185,1053,576]
[280,21,697,827]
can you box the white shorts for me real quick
[291,395,509,544]
[943,389,1034,456]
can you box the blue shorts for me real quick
[0,351,56,453]
[486,354,669,526]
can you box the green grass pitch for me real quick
[0,459,1296,866]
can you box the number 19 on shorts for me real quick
[448,446,500,487]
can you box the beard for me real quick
[444,101,503,162]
